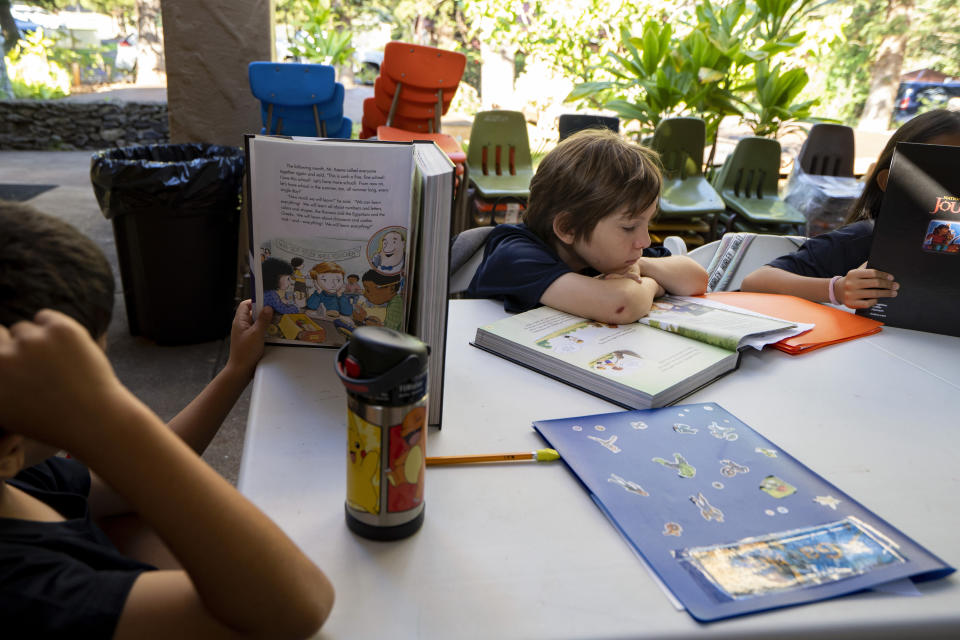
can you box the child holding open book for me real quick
[0,201,334,638]
[741,109,960,308]
[466,129,707,324]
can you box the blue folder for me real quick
[533,403,953,622]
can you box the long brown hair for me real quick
[846,109,960,224]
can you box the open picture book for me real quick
[245,134,454,425]
[473,296,811,409]
[858,142,960,337]
[533,403,954,622]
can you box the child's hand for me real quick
[836,263,899,308]
[603,272,666,302]
[0,310,131,448]
[227,300,273,378]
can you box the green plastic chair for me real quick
[712,136,805,229]
[466,110,534,203]
[650,117,726,241]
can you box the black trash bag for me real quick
[90,144,244,345]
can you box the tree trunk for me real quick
[136,0,165,85]
[1,0,18,55]
[858,0,913,131]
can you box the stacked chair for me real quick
[248,62,352,138]
[649,117,726,247]
[360,41,467,166]
[711,136,806,236]
[360,41,469,231]
[783,123,863,236]
[466,110,534,227]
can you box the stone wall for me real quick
[0,101,169,150]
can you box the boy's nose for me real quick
[633,229,651,248]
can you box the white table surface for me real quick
[239,299,960,639]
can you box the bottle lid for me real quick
[336,326,429,396]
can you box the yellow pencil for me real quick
[426,448,560,466]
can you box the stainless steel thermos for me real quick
[335,326,429,540]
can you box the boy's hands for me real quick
[226,300,273,379]
[0,310,133,450]
[603,270,666,297]
[836,263,899,308]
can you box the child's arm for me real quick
[541,272,663,324]
[741,263,899,308]
[165,300,272,454]
[88,301,272,522]
[0,310,334,639]
[637,256,708,296]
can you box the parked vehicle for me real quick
[892,81,960,123]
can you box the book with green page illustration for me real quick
[472,296,811,409]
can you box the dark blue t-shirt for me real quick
[767,220,875,278]
[465,223,670,313]
[1,457,155,638]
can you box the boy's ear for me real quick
[552,212,576,245]
[0,433,26,479]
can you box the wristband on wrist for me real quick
[828,275,841,305]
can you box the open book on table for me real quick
[245,134,454,426]
[472,296,811,409]
[533,403,954,622]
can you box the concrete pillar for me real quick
[160,0,274,147]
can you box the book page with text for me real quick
[249,136,415,346]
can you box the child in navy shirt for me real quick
[0,201,334,638]
[741,109,960,308]
[467,129,707,324]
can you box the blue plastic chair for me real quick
[248,62,352,139]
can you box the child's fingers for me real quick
[254,305,274,332]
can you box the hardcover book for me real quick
[245,134,454,425]
[473,297,809,409]
[858,142,960,336]
[533,404,954,622]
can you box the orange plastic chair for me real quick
[374,86,446,122]
[374,41,467,181]
[376,41,465,138]
[378,73,459,106]
[360,97,432,139]
[376,126,466,165]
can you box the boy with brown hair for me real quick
[466,129,707,324]
[0,200,334,638]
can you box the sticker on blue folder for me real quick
[532,403,954,622]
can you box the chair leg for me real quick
[387,83,402,127]
[266,104,274,134]
[313,105,326,138]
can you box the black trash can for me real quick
[90,143,244,345]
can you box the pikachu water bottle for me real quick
[335,326,429,540]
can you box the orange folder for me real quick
[704,292,883,354]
